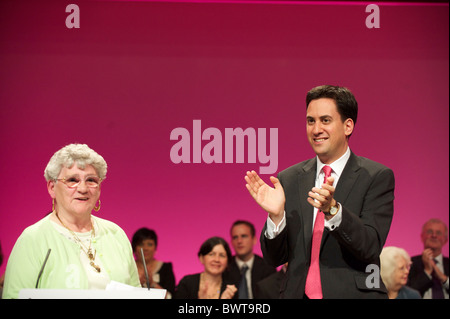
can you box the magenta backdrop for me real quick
[0,0,448,284]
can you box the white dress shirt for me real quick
[235,255,255,299]
[423,254,449,299]
[265,147,351,239]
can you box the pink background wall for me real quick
[0,0,448,284]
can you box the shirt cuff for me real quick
[265,211,286,239]
[443,277,449,290]
[324,202,342,231]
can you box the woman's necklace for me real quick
[55,212,101,273]
[200,272,222,299]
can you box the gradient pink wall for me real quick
[0,0,448,284]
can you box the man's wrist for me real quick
[269,212,284,226]
[323,199,339,216]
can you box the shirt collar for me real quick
[235,255,255,270]
[316,147,351,180]
[434,254,443,264]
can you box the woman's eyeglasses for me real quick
[56,175,103,188]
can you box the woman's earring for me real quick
[94,199,101,212]
[52,198,55,212]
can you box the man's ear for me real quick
[344,118,354,137]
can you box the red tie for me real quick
[305,165,332,299]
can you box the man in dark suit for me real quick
[254,263,287,299]
[226,220,276,299]
[408,219,449,298]
[245,85,395,299]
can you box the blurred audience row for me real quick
[1,218,448,299]
[126,218,449,299]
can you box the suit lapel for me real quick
[297,158,316,256]
[334,152,360,204]
[321,152,360,245]
[296,153,361,254]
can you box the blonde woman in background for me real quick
[380,246,420,299]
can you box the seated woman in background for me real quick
[175,236,237,299]
[132,227,176,298]
[380,246,421,299]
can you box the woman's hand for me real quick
[220,285,237,299]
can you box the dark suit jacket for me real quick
[261,151,395,299]
[224,254,276,298]
[254,269,286,299]
[157,262,176,297]
[408,255,449,297]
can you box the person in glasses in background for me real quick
[408,219,449,299]
[3,143,140,299]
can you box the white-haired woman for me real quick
[3,144,140,298]
[380,246,421,299]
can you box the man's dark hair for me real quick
[231,220,256,238]
[306,85,358,126]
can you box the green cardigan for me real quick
[3,214,140,299]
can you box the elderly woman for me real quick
[380,246,421,299]
[175,237,237,299]
[3,143,140,298]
